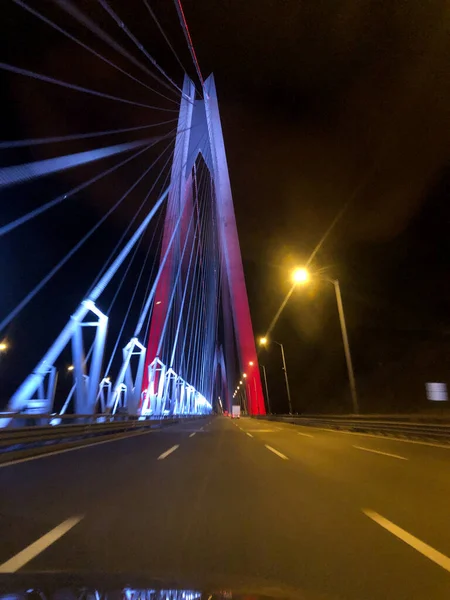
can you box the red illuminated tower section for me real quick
[142,75,265,415]
[141,77,195,399]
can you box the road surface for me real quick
[1,416,450,599]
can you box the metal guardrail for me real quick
[255,414,450,443]
[0,413,206,459]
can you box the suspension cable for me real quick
[179,163,207,376]
[173,0,204,88]
[0,62,178,113]
[12,0,180,106]
[156,200,196,356]
[87,142,175,293]
[0,118,177,150]
[182,161,211,386]
[103,210,163,377]
[0,144,171,332]
[97,0,189,100]
[133,129,205,338]
[51,0,182,102]
[0,133,176,237]
[141,0,200,97]
[0,135,172,190]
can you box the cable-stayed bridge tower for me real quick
[0,1,265,424]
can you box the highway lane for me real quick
[238,418,450,559]
[1,416,450,598]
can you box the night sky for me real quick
[2,0,450,413]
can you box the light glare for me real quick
[293,267,309,284]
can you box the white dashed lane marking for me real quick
[0,516,83,573]
[353,445,407,461]
[157,445,179,460]
[265,444,288,460]
[363,509,450,573]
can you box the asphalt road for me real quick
[1,416,450,599]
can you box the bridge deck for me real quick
[1,417,450,598]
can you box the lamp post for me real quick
[329,278,359,414]
[240,386,248,414]
[259,337,292,415]
[260,363,271,413]
[291,267,359,414]
[275,341,292,415]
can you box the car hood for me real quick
[0,573,340,600]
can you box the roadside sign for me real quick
[426,382,448,402]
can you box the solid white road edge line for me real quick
[0,428,157,470]
[363,509,450,573]
[297,431,314,438]
[353,445,408,460]
[0,515,83,573]
[157,444,179,460]
[265,444,288,460]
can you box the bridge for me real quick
[1,3,450,599]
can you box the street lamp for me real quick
[0,342,7,352]
[292,267,309,284]
[67,365,74,372]
[290,271,359,414]
[259,337,293,415]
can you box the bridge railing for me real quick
[254,414,450,443]
[0,413,205,464]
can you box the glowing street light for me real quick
[239,380,243,384]
[243,373,247,378]
[67,365,74,372]
[292,267,309,284]
[0,342,8,352]
[259,336,268,346]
